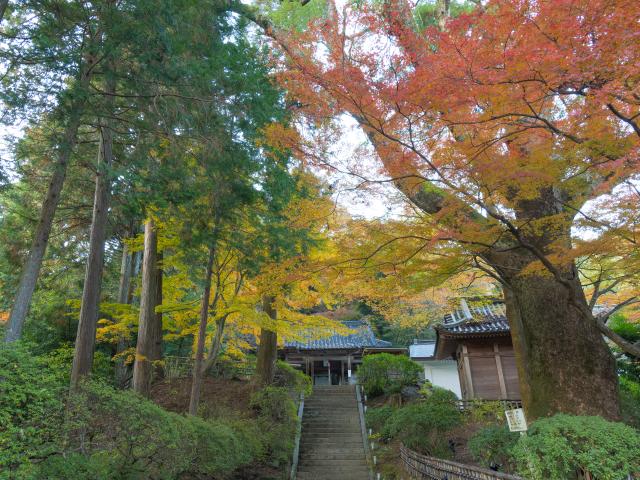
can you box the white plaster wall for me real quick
[421,361,462,399]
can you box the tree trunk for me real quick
[188,245,216,416]
[201,314,228,375]
[152,250,163,378]
[0,0,9,23]
[132,219,160,397]
[115,237,134,388]
[70,71,116,387]
[255,295,278,386]
[500,256,620,420]
[4,108,83,342]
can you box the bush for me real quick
[0,342,66,478]
[358,353,422,397]
[511,414,640,480]
[620,377,640,429]
[468,424,519,472]
[465,400,506,425]
[378,392,462,458]
[41,343,113,384]
[250,386,298,467]
[61,381,257,479]
[0,342,261,479]
[273,360,312,397]
[366,405,396,432]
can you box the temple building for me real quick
[412,298,521,401]
[279,319,403,385]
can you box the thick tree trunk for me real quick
[501,257,620,420]
[115,238,133,388]
[4,109,83,342]
[188,246,216,416]
[70,73,115,386]
[255,295,278,386]
[132,219,160,397]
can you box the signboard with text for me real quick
[505,408,528,432]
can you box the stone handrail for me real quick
[356,384,375,480]
[289,392,305,480]
[400,444,523,480]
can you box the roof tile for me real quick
[283,320,391,350]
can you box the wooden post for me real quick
[494,343,508,399]
[461,344,474,399]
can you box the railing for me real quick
[290,392,305,480]
[162,355,255,380]
[356,384,375,480]
[400,444,523,480]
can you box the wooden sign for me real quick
[505,408,528,432]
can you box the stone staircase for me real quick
[296,385,370,480]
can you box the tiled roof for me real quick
[283,320,392,350]
[439,300,510,337]
[409,341,436,359]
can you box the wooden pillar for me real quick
[340,359,344,385]
[461,344,474,399]
[494,343,508,399]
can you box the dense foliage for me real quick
[511,414,640,480]
[250,386,298,467]
[367,388,462,458]
[468,424,519,472]
[358,353,422,397]
[0,343,297,479]
[273,360,312,397]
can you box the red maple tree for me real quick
[271,0,640,418]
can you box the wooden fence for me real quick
[162,355,255,380]
[400,444,523,480]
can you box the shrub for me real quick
[0,342,260,479]
[465,400,506,425]
[358,353,422,397]
[379,393,462,458]
[366,405,396,432]
[62,380,257,479]
[620,377,640,429]
[250,386,298,467]
[0,342,66,478]
[41,343,113,384]
[273,360,312,397]
[511,414,640,480]
[468,424,519,472]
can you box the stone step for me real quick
[302,418,360,424]
[302,415,359,420]
[297,473,369,480]
[296,386,368,480]
[297,470,369,479]
[300,438,363,444]
[299,446,364,453]
[300,437,363,445]
[300,452,365,460]
[298,458,368,467]
[301,427,363,433]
